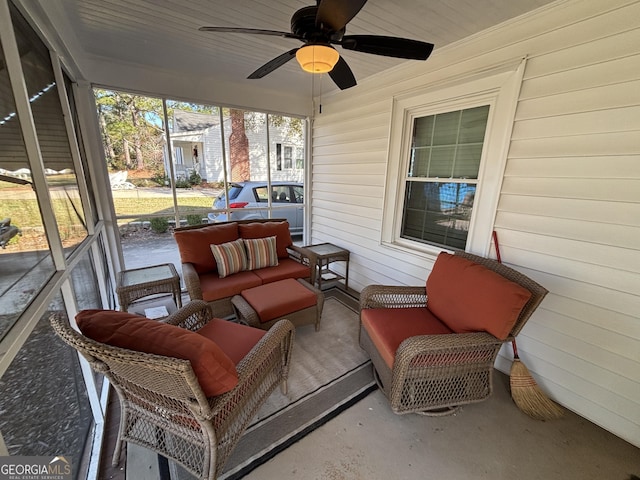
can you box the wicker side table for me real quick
[298,243,350,291]
[117,263,182,313]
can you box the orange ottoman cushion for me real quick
[427,252,532,340]
[76,310,238,396]
[241,278,317,323]
[361,307,453,368]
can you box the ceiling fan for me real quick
[199,0,434,90]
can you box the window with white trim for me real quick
[402,105,489,250]
[276,143,299,170]
[382,58,526,256]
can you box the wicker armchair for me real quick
[50,301,294,480]
[359,251,547,416]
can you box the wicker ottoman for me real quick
[231,278,324,331]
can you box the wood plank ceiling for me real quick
[35,0,557,100]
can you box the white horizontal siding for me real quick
[310,0,640,446]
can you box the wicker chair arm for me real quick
[360,285,428,310]
[394,331,503,371]
[162,300,213,331]
[182,262,203,300]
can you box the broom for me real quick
[492,231,564,420]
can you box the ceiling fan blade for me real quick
[247,48,299,79]
[340,35,434,60]
[316,0,367,32]
[329,56,357,90]
[199,26,300,40]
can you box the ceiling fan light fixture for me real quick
[295,44,339,73]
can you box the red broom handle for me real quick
[493,230,520,359]
[492,230,502,263]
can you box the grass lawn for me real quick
[3,196,213,228]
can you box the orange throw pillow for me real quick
[426,253,532,340]
[239,221,292,258]
[75,310,238,396]
[174,222,239,274]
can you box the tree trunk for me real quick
[135,141,144,170]
[123,138,131,168]
[98,104,116,161]
[229,109,250,182]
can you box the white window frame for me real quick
[382,58,526,257]
[276,142,299,170]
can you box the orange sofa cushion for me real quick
[239,221,292,259]
[75,310,238,396]
[197,318,266,364]
[361,307,453,368]
[426,253,532,340]
[241,278,317,323]
[252,258,311,284]
[199,271,262,302]
[174,222,239,274]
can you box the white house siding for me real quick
[311,0,640,446]
[180,117,304,183]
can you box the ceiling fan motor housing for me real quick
[291,5,345,42]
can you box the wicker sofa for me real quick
[174,219,311,318]
[359,251,548,415]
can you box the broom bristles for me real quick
[510,359,564,420]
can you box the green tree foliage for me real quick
[94,89,303,179]
[268,114,304,139]
[94,90,218,174]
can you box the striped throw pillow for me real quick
[243,236,279,270]
[210,238,247,278]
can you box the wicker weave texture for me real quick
[359,251,548,415]
[117,263,182,311]
[50,300,294,480]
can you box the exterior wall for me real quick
[311,0,640,446]
[165,113,304,182]
[175,116,305,183]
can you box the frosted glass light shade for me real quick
[295,45,339,73]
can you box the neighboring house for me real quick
[169,109,305,183]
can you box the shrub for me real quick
[151,173,169,186]
[175,178,191,189]
[149,217,169,233]
[186,214,202,226]
[188,170,202,186]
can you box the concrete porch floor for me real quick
[120,362,640,480]
[238,374,639,480]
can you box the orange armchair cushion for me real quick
[76,310,238,396]
[197,318,266,364]
[174,222,239,274]
[361,307,453,368]
[239,221,292,259]
[426,253,532,340]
